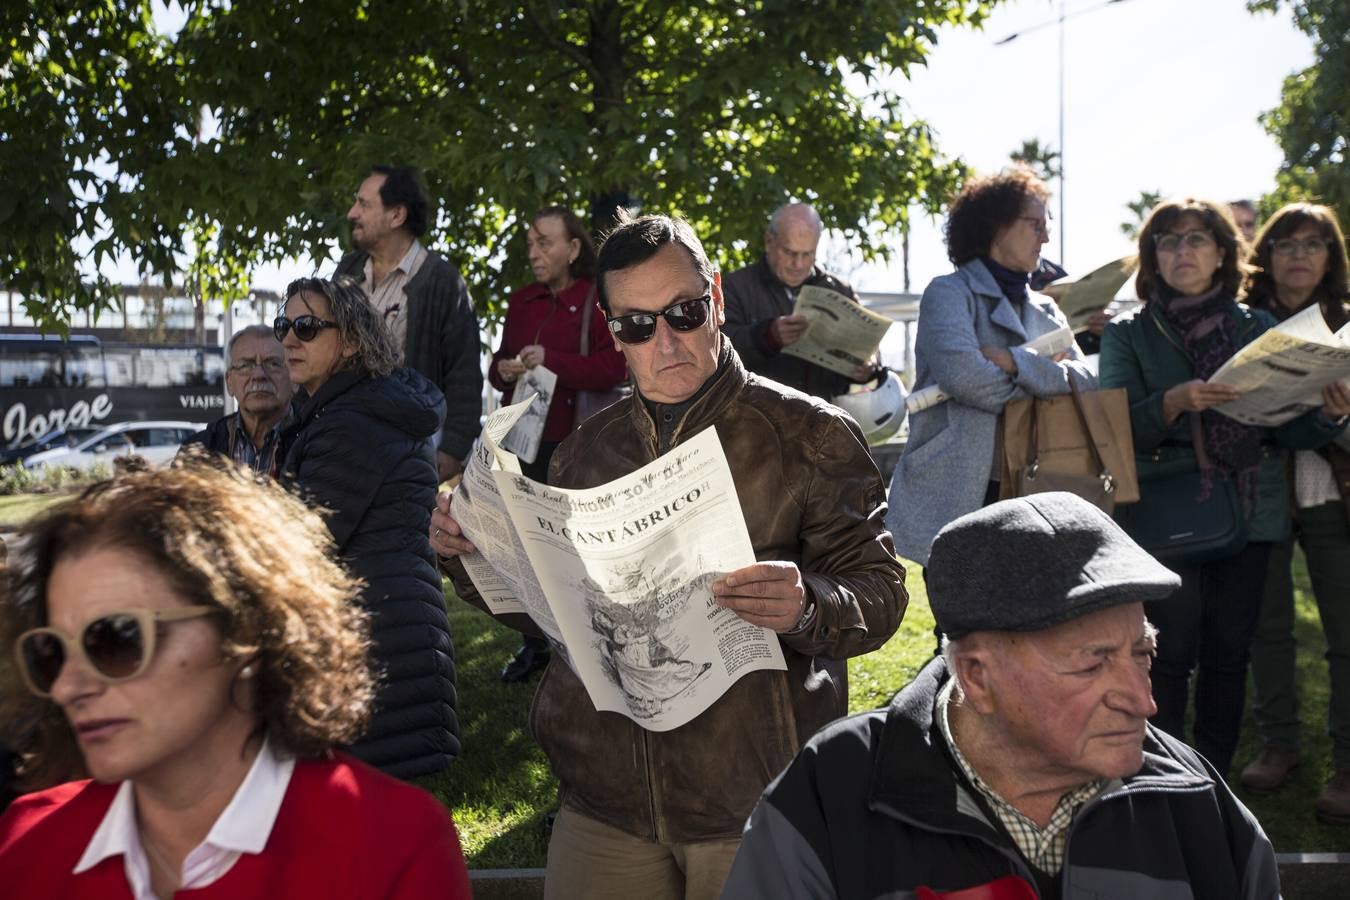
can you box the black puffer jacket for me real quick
[280,367,458,778]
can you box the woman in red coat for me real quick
[490,206,627,681]
[0,464,472,900]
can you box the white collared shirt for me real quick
[362,238,427,352]
[74,737,296,899]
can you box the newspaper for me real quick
[905,325,1076,414]
[1208,305,1350,426]
[781,285,894,377]
[1041,257,1136,331]
[499,364,557,464]
[452,396,788,731]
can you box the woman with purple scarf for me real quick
[1099,197,1350,778]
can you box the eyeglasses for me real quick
[607,296,712,345]
[227,356,286,375]
[15,606,218,698]
[1270,237,1331,257]
[1017,216,1050,237]
[1153,230,1215,253]
[273,315,337,342]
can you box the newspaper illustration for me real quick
[499,364,557,464]
[452,397,787,730]
[1208,304,1350,426]
[781,285,894,377]
[905,325,1076,414]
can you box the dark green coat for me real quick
[1099,300,1344,542]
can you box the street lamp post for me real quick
[1057,0,1066,263]
[996,0,1132,268]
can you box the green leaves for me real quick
[1251,1,1350,216]
[9,0,1001,330]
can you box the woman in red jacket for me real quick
[490,206,627,681]
[0,464,471,900]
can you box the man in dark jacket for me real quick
[725,492,1281,900]
[179,324,294,475]
[334,164,482,480]
[721,202,876,400]
[431,213,907,898]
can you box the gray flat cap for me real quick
[927,492,1180,640]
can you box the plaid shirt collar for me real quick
[937,678,1105,875]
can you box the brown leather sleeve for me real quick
[780,413,909,659]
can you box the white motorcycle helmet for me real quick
[832,368,907,446]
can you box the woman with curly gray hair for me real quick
[276,276,459,780]
[0,464,470,899]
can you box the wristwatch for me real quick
[787,598,817,634]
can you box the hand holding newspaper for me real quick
[781,285,894,377]
[905,325,1076,414]
[451,396,787,731]
[1208,304,1350,426]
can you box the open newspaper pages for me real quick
[451,396,788,731]
[1208,304,1350,426]
[781,285,893,377]
[498,364,556,464]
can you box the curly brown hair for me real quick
[944,166,1050,266]
[1135,197,1247,301]
[284,276,401,379]
[1242,202,1349,328]
[0,459,375,789]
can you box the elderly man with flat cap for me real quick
[723,492,1280,900]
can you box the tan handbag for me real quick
[574,289,630,427]
[1000,381,1139,513]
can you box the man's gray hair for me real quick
[767,202,823,240]
[226,324,281,366]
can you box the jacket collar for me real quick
[867,658,1214,833]
[958,259,1027,341]
[754,256,824,292]
[627,339,748,452]
[296,369,367,424]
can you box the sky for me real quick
[842,0,1313,294]
[125,0,1313,304]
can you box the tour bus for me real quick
[0,334,225,450]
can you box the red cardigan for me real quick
[0,754,472,900]
[488,277,628,442]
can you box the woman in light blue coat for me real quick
[887,168,1094,566]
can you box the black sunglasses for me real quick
[15,607,217,697]
[607,296,712,345]
[274,315,337,343]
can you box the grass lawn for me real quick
[0,492,69,527]
[428,553,1345,869]
[1231,545,1348,852]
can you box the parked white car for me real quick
[23,421,204,472]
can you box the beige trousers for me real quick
[544,804,741,900]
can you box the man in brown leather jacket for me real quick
[431,213,907,899]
